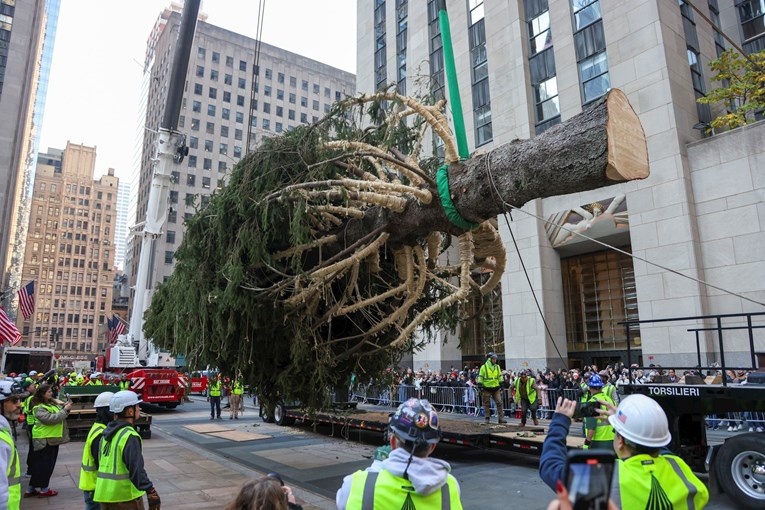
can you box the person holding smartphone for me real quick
[539,394,709,509]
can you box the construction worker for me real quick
[540,394,709,509]
[515,369,540,427]
[599,370,619,404]
[20,379,36,477]
[0,380,26,510]
[87,375,104,386]
[229,376,243,420]
[208,373,222,420]
[336,398,463,509]
[95,390,161,510]
[580,374,615,450]
[66,372,79,386]
[118,373,131,390]
[80,391,113,510]
[477,352,505,424]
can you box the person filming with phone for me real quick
[540,394,709,509]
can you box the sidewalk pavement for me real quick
[16,425,335,510]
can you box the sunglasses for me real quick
[6,397,21,404]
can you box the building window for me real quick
[194,83,203,95]
[189,136,198,149]
[196,65,204,77]
[234,146,242,158]
[164,251,174,264]
[571,2,610,104]
[312,100,319,111]
[239,77,247,89]
[210,69,218,81]
[166,231,176,244]
[264,85,271,96]
[290,76,297,87]
[197,47,206,59]
[302,79,308,91]
[202,177,211,189]
[680,1,712,124]
[221,125,229,138]
[206,122,215,134]
[236,111,244,123]
[289,93,296,104]
[218,161,228,172]
[374,0,388,90]
[204,158,212,170]
[222,108,230,120]
[207,104,216,116]
[263,119,271,130]
[187,174,196,186]
[468,1,492,146]
[427,1,445,102]
[562,248,640,355]
[209,87,217,99]
[219,143,228,155]
[239,60,247,71]
[738,0,765,52]
[226,56,234,67]
[237,95,245,107]
[225,73,233,85]
[204,139,213,152]
[212,51,220,64]
[223,91,231,103]
[188,155,197,168]
[278,72,285,83]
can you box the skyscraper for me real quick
[357,0,765,369]
[18,142,118,364]
[0,0,60,309]
[127,8,356,317]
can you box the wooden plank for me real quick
[206,431,271,442]
[184,424,232,433]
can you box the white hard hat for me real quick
[93,391,115,409]
[109,390,142,413]
[29,370,38,376]
[608,394,671,448]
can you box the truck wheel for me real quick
[715,433,765,509]
[274,402,294,426]
[260,403,275,423]
[164,403,178,409]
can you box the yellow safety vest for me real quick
[478,362,502,389]
[346,468,462,510]
[232,381,243,395]
[79,422,106,491]
[94,427,146,503]
[23,395,36,426]
[209,381,222,397]
[0,427,20,510]
[31,403,64,439]
[582,391,615,442]
[119,380,130,390]
[612,454,709,510]
[514,377,538,405]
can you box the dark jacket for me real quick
[539,412,571,491]
[100,420,154,492]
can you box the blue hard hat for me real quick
[389,398,442,446]
[587,374,604,387]
[488,352,497,359]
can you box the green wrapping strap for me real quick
[439,8,469,160]
[437,165,479,231]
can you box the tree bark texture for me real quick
[335,89,648,248]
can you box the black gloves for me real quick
[147,487,161,510]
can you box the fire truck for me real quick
[100,0,201,409]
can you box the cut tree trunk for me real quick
[335,89,649,247]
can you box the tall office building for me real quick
[114,181,130,271]
[128,8,355,315]
[358,0,765,369]
[0,0,60,310]
[17,143,119,365]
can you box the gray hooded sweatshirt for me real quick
[336,447,460,509]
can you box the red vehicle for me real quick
[97,352,187,409]
[190,371,209,395]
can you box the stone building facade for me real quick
[16,142,119,364]
[357,0,765,371]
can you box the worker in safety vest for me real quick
[477,352,506,424]
[599,370,619,405]
[515,369,541,427]
[208,373,222,420]
[94,390,160,510]
[540,394,709,509]
[0,381,26,510]
[66,372,79,386]
[118,373,131,390]
[580,374,615,450]
[20,379,36,477]
[336,398,463,509]
[80,391,113,510]
[229,377,243,420]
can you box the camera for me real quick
[573,401,599,419]
[566,451,615,510]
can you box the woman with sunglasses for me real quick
[25,383,71,498]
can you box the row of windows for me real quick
[374,0,387,90]
[526,0,560,134]
[190,98,329,118]
[396,0,408,95]
[469,2,492,146]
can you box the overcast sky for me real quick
[38,0,357,184]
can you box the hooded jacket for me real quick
[336,446,460,509]
[99,420,154,493]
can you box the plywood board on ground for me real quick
[207,430,271,442]
[184,424,233,434]
[491,431,586,448]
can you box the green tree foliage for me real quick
[698,49,765,131]
[144,94,462,410]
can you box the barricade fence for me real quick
[349,384,765,427]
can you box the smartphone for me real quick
[565,451,615,510]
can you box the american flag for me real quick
[0,307,22,346]
[108,314,127,344]
[17,281,35,320]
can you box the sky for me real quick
[38,0,357,184]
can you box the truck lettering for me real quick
[647,386,700,397]
[152,379,171,384]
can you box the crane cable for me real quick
[245,0,266,154]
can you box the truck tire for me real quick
[714,433,765,509]
[274,401,295,426]
[164,403,178,409]
[260,403,275,423]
